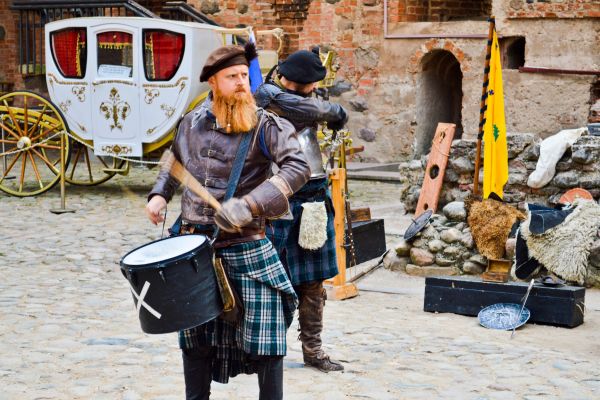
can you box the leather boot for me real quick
[296,281,344,372]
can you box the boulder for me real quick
[394,238,411,257]
[410,248,435,266]
[463,261,485,275]
[383,252,409,272]
[442,202,466,222]
[440,228,461,244]
[428,239,446,253]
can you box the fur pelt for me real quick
[521,200,600,286]
[467,198,525,259]
[298,201,328,250]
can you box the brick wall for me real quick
[0,2,22,91]
[508,0,600,19]
[390,0,492,23]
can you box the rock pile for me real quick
[384,201,488,276]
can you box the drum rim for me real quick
[120,234,211,271]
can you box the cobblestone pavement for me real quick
[1,166,599,400]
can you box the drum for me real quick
[120,234,222,334]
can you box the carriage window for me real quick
[143,30,185,81]
[97,31,133,78]
[51,28,87,79]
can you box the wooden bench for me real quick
[424,276,585,328]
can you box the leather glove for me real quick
[214,198,253,233]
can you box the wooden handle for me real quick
[159,150,222,211]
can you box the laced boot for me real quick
[297,282,344,372]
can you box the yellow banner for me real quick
[482,28,508,199]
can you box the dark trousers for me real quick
[182,346,284,400]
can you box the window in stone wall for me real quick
[392,0,492,22]
[500,36,526,69]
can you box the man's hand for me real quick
[146,195,167,225]
[214,198,253,233]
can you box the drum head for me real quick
[122,235,207,266]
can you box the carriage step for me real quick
[103,166,130,176]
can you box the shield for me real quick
[403,210,433,241]
[477,303,531,331]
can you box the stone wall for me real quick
[0,1,23,90]
[398,132,600,213]
[0,1,598,163]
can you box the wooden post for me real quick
[325,168,359,300]
[473,17,496,196]
[50,130,74,214]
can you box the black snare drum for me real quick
[120,234,222,334]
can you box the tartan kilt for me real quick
[179,238,297,384]
[266,178,339,286]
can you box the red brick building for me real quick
[0,0,598,161]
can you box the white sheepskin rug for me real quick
[521,200,600,285]
[298,201,328,250]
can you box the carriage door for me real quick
[90,26,142,157]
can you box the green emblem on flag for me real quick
[493,124,500,141]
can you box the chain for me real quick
[1,128,165,166]
[0,131,63,157]
[64,131,164,165]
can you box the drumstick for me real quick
[159,150,222,211]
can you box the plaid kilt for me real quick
[266,178,339,286]
[179,238,297,383]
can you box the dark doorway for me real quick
[415,50,463,157]
[500,36,526,69]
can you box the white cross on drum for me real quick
[129,281,162,320]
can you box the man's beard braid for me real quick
[212,86,258,134]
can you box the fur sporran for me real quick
[298,201,328,250]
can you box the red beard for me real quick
[212,86,258,134]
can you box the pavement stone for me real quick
[1,166,599,399]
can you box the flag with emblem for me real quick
[482,26,508,199]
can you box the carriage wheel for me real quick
[65,141,126,186]
[0,91,70,197]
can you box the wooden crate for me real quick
[424,276,585,328]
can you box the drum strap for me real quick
[169,121,261,236]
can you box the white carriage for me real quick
[0,17,283,196]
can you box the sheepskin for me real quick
[298,201,328,250]
[521,200,600,286]
[467,198,525,259]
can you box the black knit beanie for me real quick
[278,47,326,84]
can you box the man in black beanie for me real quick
[255,47,348,373]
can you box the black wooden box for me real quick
[346,219,386,268]
[424,276,585,328]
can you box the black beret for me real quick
[200,42,258,82]
[278,47,326,84]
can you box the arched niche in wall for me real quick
[414,49,463,157]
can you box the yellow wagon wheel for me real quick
[64,140,126,186]
[0,91,70,197]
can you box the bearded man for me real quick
[145,43,310,400]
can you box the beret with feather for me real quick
[200,42,258,82]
